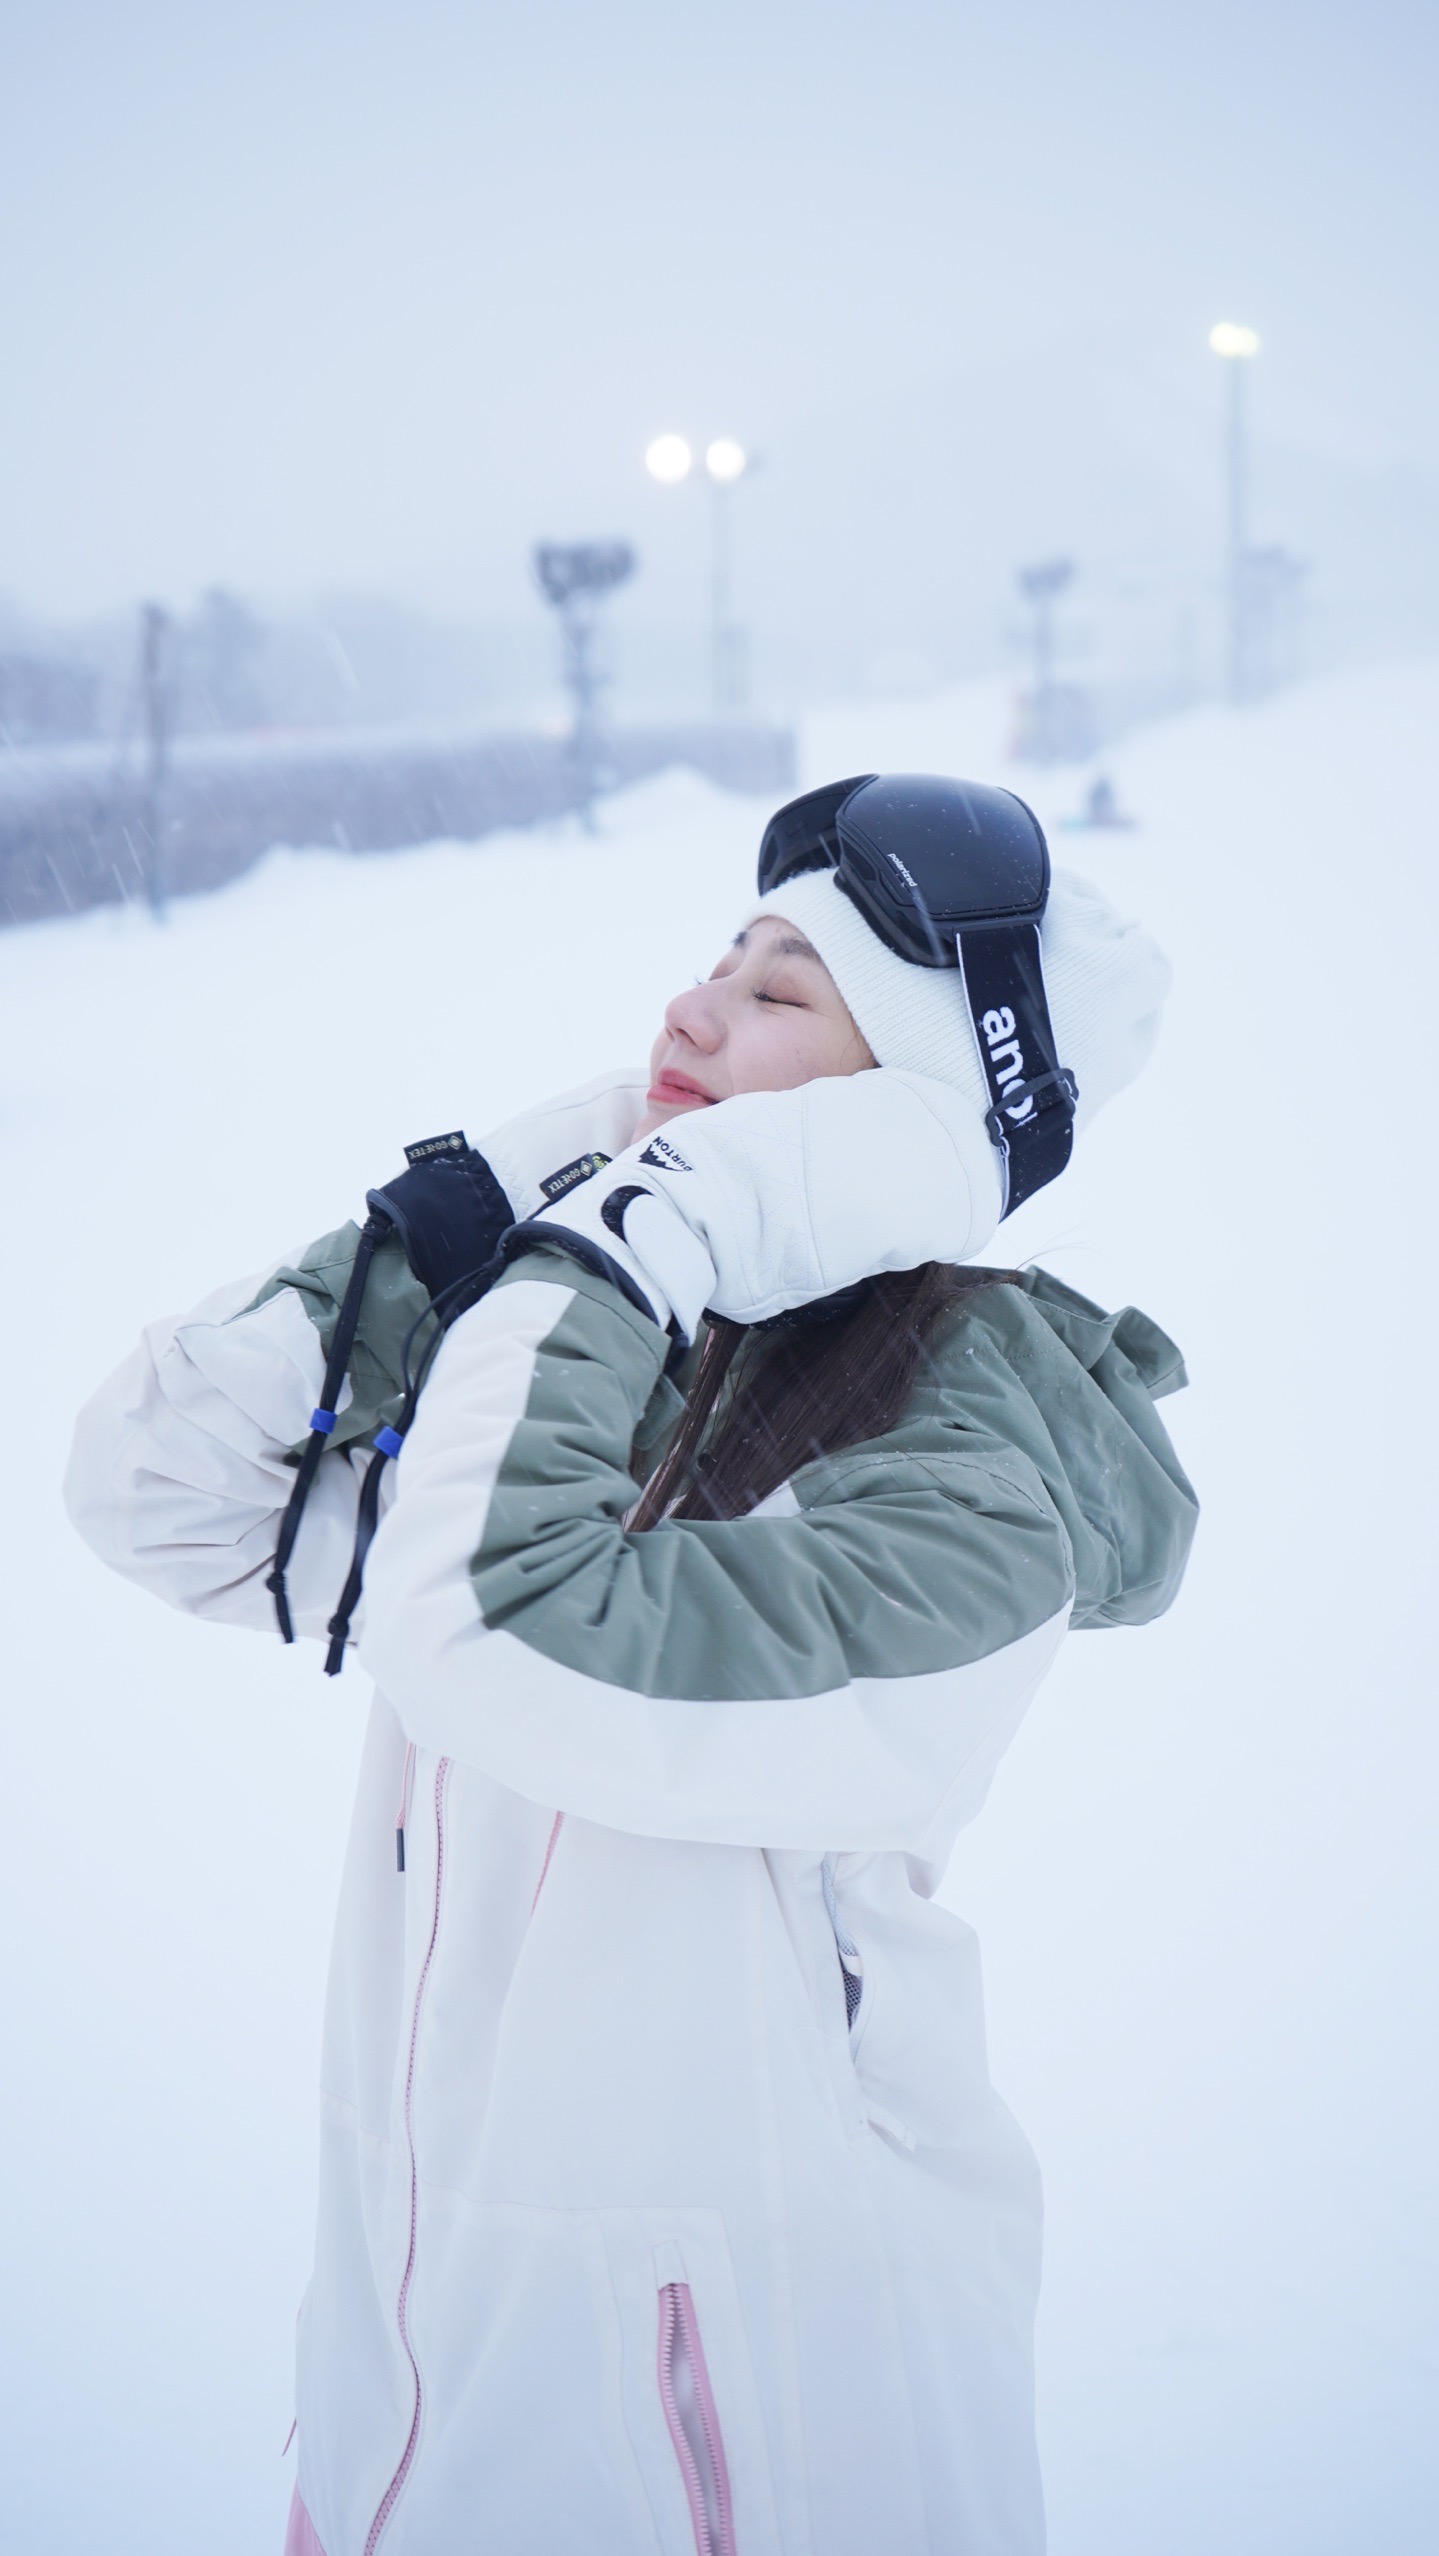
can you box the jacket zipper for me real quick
[530,1809,564,1913]
[363,1754,452,2556]
[657,2279,737,2556]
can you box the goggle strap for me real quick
[954,923,1077,1220]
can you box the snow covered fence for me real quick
[0,716,795,926]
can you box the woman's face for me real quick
[636,917,874,1139]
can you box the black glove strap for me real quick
[322,1436,393,1675]
[267,1133,518,1648]
[265,1209,388,1642]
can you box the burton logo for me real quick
[639,1134,695,1173]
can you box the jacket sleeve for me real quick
[358,1247,1076,1854]
[63,1070,653,1638]
[63,1265,373,1635]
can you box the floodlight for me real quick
[705,439,746,484]
[1208,322,1260,360]
[533,542,635,609]
[645,434,693,485]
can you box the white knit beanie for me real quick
[750,864,1171,1150]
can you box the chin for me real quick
[633,1098,695,1143]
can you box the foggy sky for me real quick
[2,0,1435,664]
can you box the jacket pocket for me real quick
[655,2245,737,2556]
[598,2210,785,2556]
[821,1854,865,2034]
[376,2200,784,2554]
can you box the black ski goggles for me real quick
[757,771,1078,1218]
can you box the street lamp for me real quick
[706,439,745,482]
[1209,320,1261,703]
[704,439,748,712]
[644,433,692,487]
[645,432,751,713]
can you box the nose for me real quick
[662,979,724,1055]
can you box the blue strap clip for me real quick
[310,1407,338,1434]
[374,1425,405,1460]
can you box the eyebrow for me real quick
[732,927,821,962]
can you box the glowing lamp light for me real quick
[645,433,693,484]
[1209,321,1260,360]
[705,438,747,483]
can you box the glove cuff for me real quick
[532,1173,716,1344]
[603,1187,716,1342]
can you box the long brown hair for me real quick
[630,1261,1018,1529]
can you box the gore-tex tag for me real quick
[539,1151,611,1203]
[639,1134,694,1174]
[403,1130,469,1167]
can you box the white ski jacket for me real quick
[66,1071,1196,2556]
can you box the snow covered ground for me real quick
[2,663,1435,2553]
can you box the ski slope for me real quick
[1,663,1434,2554]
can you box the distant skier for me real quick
[68,774,1196,2556]
[1060,773,1136,832]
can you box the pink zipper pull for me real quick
[395,1741,416,1872]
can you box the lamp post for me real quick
[644,432,751,714]
[704,438,748,711]
[1208,321,1261,704]
[138,600,170,914]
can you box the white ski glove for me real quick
[530,1067,1004,1339]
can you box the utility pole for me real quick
[139,601,170,913]
[1244,544,1309,697]
[1209,322,1261,704]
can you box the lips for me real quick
[647,1070,717,1109]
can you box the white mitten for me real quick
[530,1068,1004,1338]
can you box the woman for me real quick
[67,774,1197,2556]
